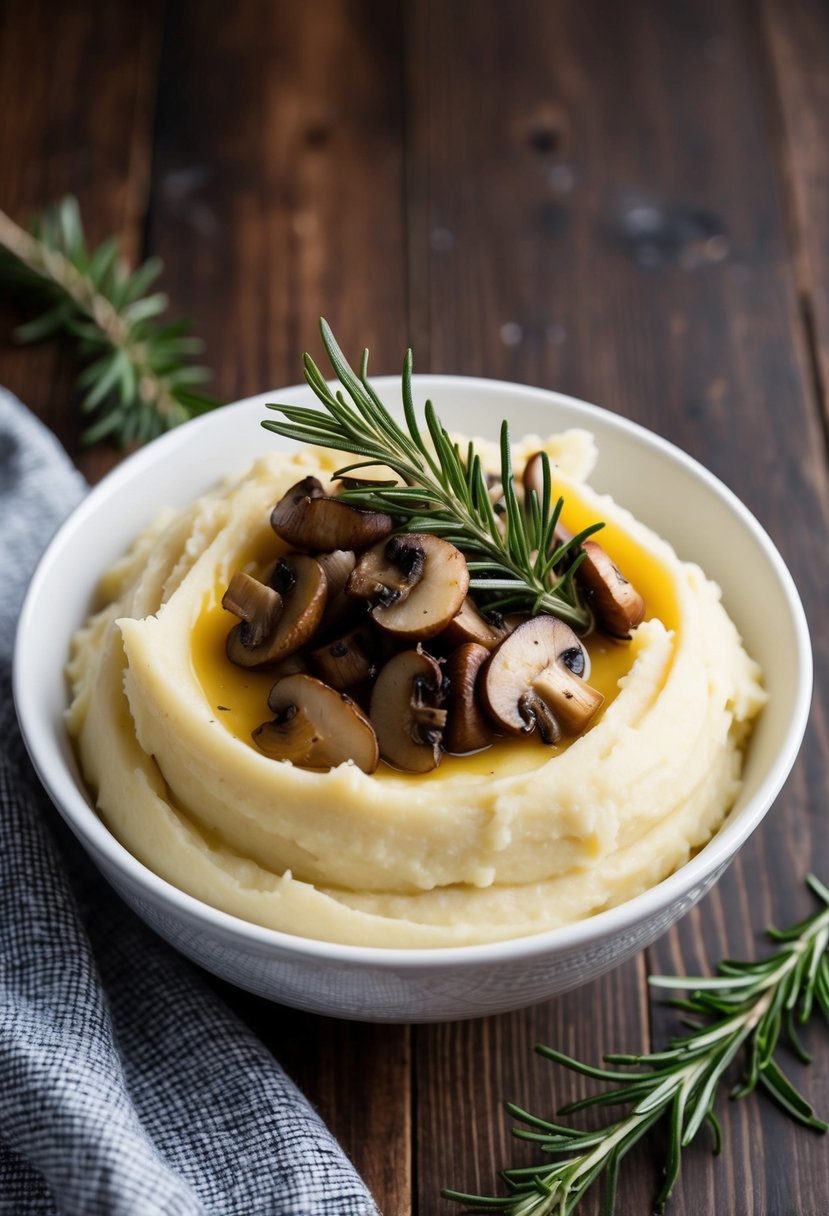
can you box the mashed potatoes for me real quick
[66,432,765,947]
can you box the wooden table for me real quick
[2,2,828,1212]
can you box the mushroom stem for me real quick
[480,615,604,743]
[530,664,604,734]
[221,572,283,648]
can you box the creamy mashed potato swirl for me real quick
[66,432,765,947]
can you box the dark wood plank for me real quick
[406,1,829,1212]
[0,0,164,482]
[421,967,657,1215]
[147,0,408,403]
[761,0,829,428]
[146,4,411,1212]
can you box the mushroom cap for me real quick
[443,642,492,754]
[226,554,327,667]
[271,479,393,551]
[347,534,426,606]
[577,540,646,639]
[350,533,470,640]
[481,615,603,743]
[255,673,379,773]
[316,549,359,632]
[309,624,377,690]
[369,648,448,772]
[316,549,357,598]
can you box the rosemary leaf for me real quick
[264,320,601,631]
[443,876,829,1215]
[0,195,218,445]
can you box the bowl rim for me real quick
[13,373,814,969]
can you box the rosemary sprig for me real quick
[0,196,217,445]
[443,874,829,1215]
[263,319,603,631]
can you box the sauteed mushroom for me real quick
[348,534,469,640]
[481,616,603,744]
[577,540,646,638]
[441,596,509,650]
[225,555,326,667]
[443,642,492,754]
[369,648,448,772]
[255,674,379,772]
[271,478,393,551]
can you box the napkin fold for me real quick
[0,389,379,1216]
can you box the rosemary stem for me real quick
[0,205,179,424]
[491,900,829,1216]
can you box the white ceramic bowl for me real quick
[14,377,812,1022]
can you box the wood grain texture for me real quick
[761,0,829,426]
[145,4,412,1212]
[406,0,829,1211]
[0,0,164,482]
[3,1,829,1213]
[420,968,657,1214]
[147,0,408,402]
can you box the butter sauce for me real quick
[189,488,680,780]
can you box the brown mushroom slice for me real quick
[349,534,470,640]
[481,616,604,745]
[226,554,327,667]
[266,653,309,682]
[270,479,393,551]
[315,549,359,632]
[369,648,448,772]
[254,674,379,773]
[441,596,508,650]
[522,450,556,507]
[221,573,283,648]
[347,534,426,606]
[316,549,357,598]
[576,540,646,639]
[444,643,492,754]
[309,625,377,691]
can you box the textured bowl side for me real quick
[14,376,811,1021]
[89,838,732,1021]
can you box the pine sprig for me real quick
[443,874,829,1216]
[263,319,603,631]
[0,196,218,445]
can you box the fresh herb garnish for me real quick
[263,319,603,631]
[0,196,217,445]
[443,874,829,1215]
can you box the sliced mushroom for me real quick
[316,549,357,598]
[347,534,426,605]
[221,572,283,648]
[225,554,326,667]
[348,533,470,640]
[576,540,646,639]
[265,653,309,681]
[270,478,393,551]
[254,674,379,773]
[316,549,359,632]
[369,648,448,772]
[481,616,603,744]
[441,596,509,650]
[522,450,549,505]
[309,624,378,691]
[443,643,492,754]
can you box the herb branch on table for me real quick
[263,318,604,632]
[443,874,829,1215]
[0,195,217,445]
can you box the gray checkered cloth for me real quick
[0,390,379,1216]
